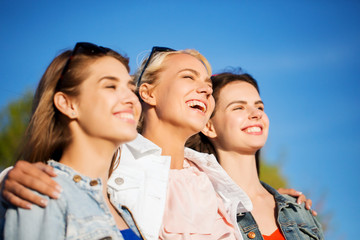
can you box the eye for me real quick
[105,85,116,89]
[128,83,136,93]
[233,106,244,111]
[183,75,195,80]
[257,106,264,111]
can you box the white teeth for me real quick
[186,100,207,112]
[116,112,134,120]
[244,127,261,133]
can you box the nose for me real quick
[196,82,213,97]
[121,87,140,107]
[248,107,263,120]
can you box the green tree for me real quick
[0,90,33,169]
[259,158,287,189]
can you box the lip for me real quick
[113,109,136,124]
[185,99,208,115]
[241,124,263,135]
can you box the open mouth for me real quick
[114,112,135,121]
[242,126,262,133]
[186,100,207,113]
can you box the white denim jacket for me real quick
[107,134,253,240]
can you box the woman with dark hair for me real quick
[1,42,143,239]
[187,71,324,239]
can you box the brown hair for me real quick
[186,70,262,174]
[18,45,129,164]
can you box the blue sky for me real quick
[1,0,359,238]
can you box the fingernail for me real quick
[52,191,61,199]
[25,203,32,209]
[296,191,302,195]
[55,185,63,193]
[40,198,48,207]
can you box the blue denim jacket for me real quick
[1,160,143,240]
[237,182,324,240]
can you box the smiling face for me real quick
[149,53,215,135]
[209,81,269,154]
[74,56,141,145]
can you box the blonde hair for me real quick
[18,46,129,164]
[134,49,212,132]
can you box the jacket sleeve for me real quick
[2,194,65,240]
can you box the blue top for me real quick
[120,228,142,240]
[1,160,143,240]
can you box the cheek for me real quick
[227,113,246,128]
[263,114,270,128]
[134,101,142,122]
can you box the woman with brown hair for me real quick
[187,71,324,239]
[1,42,143,239]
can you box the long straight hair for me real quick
[18,47,129,164]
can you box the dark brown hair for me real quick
[186,70,262,174]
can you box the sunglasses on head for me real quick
[136,46,175,86]
[58,42,111,83]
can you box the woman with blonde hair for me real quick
[1,42,143,239]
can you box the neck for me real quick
[60,130,118,186]
[142,114,192,170]
[217,149,265,197]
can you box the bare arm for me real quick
[1,160,62,209]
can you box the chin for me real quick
[117,131,138,143]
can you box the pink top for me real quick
[158,160,236,240]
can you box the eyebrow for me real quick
[98,76,133,84]
[98,76,119,83]
[177,68,212,85]
[226,100,264,109]
[177,68,200,77]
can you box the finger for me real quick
[33,162,57,177]
[2,190,33,209]
[296,194,307,204]
[2,175,53,208]
[278,188,302,197]
[10,162,62,196]
[4,169,61,198]
[311,209,318,216]
[304,199,313,210]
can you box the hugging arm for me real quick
[1,161,62,209]
[278,188,317,216]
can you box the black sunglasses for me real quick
[58,42,111,84]
[136,46,175,86]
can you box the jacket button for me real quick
[73,175,82,183]
[90,180,98,186]
[115,177,124,185]
[247,232,256,239]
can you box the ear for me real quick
[53,92,78,119]
[139,83,157,106]
[201,119,217,139]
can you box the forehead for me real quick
[219,81,260,102]
[88,56,128,74]
[162,53,209,75]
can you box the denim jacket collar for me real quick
[261,181,301,210]
[47,160,104,192]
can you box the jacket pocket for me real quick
[298,224,321,240]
